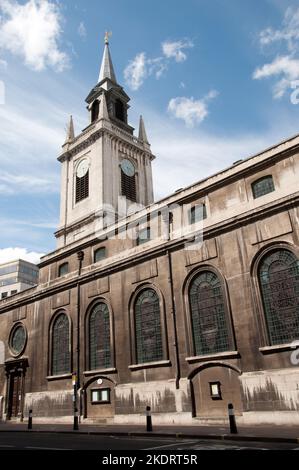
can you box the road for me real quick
[0,432,297,450]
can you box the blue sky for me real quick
[0,0,299,262]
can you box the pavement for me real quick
[0,421,298,444]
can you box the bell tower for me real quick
[56,34,155,248]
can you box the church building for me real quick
[0,36,298,426]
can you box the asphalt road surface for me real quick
[0,432,297,450]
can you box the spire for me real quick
[98,32,117,83]
[64,115,75,143]
[138,115,149,144]
[99,93,109,120]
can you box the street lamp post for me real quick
[72,372,79,430]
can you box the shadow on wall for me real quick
[242,378,299,412]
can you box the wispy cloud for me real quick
[253,55,299,98]
[124,52,147,91]
[259,7,299,52]
[124,37,193,90]
[0,247,44,264]
[0,0,69,72]
[167,91,218,127]
[253,7,299,98]
[0,171,58,194]
[162,39,193,62]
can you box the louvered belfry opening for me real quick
[76,170,89,203]
[121,170,136,202]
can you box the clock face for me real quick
[76,159,89,178]
[121,159,135,177]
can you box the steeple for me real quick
[64,115,75,144]
[138,115,149,144]
[98,32,117,83]
[85,34,134,134]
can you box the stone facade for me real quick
[0,41,298,426]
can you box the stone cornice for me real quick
[58,121,154,163]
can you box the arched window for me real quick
[89,303,111,370]
[94,247,106,264]
[115,99,124,121]
[58,262,69,277]
[91,100,99,122]
[52,313,70,376]
[252,175,275,199]
[258,249,299,345]
[189,271,231,356]
[135,289,163,364]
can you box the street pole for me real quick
[72,372,79,430]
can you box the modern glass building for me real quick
[0,260,39,299]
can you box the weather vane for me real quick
[104,31,112,44]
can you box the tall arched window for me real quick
[258,249,299,345]
[89,303,111,370]
[135,289,163,364]
[189,271,231,356]
[91,100,99,122]
[52,313,70,376]
[115,99,125,121]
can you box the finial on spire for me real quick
[98,31,116,83]
[64,115,75,144]
[104,31,112,45]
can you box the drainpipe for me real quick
[167,249,181,390]
[76,251,84,388]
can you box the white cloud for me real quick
[259,7,299,52]
[78,21,86,38]
[124,52,147,90]
[124,38,193,90]
[0,0,69,71]
[0,247,44,264]
[162,39,193,62]
[253,55,299,98]
[168,91,218,127]
[254,8,299,98]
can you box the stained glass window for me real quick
[252,176,275,199]
[52,314,70,376]
[258,249,299,345]
[10,324,26,355]
[89,303,111,370]
[135,289,163,364]
[189,271,231,356]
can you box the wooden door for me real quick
[8,373,22,419]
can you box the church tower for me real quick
[56,34,155,248]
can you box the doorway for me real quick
[5,358,28,421]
